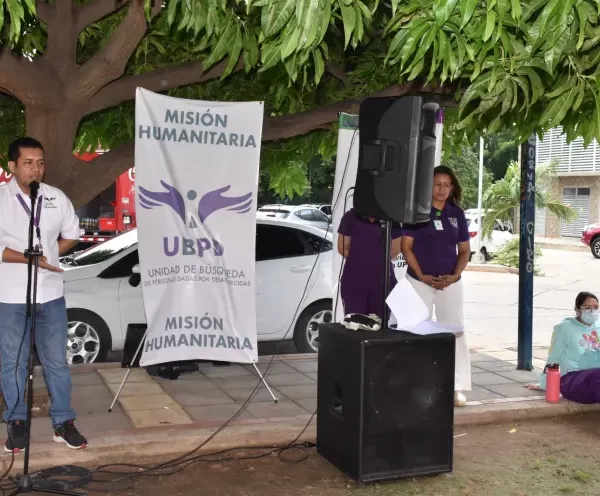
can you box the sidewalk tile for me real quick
[200,366,253,378]
[465,385,505,402]
[277,384,317,401]
[483,383,545,398]
[293,398,317,413]
[183,404,256,423]
[245,401,308,420]
[127,406,193,428]
[485,350,519,361]
[495,370,541,383]
[225,387,287,403]
[157,378,220,395]
[304,372,318,381]
[471,366,488,374]
[244,362,298,375]
[170,389,237,407]
[98,368,152,384]
[472,372,517,387]
[71,372,104,386]
[74,412,133,433]
[286,361,318,373]
[72,395,121,415]
[469,352,499,363]
[210,376,270,390]
[118,394,179,411]
[475,361,517,373]
[259,374,315,387]
[105,381,164,397]
[71,384,113,400]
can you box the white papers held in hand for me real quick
[385,277,464,337]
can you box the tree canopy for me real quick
[0,0,599,207]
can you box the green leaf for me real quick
[544,26,569,73]
[385,27,411,64]
[280,27,301,59]
[483,9,496,42]
[391,0,399,15]
[222,26,243,78]
[262,0,296,36]
[576,1,588,50]
[509,0,521,20]
[260,42,282,71]
[434,0,459,27]
[297,0,321,48]
[573,81,585,110]
[460,0,480,30]
[316,0,332,45]
[517,67,543,104]
[514,76,531,110]
[313,49,325,84]
[540,85,578,128]
[166,0,179,26]
[203,16,236,70]
[399,21,430,68]
[407,56,425,80]
[339,1,356,48]
[405,25,437,73]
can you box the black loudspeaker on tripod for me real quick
[317,324,456,483]
[353,95,440,224]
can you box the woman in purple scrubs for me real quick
[401,166,471,407]
[337,210,402,320]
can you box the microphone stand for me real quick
[9,185,85,496]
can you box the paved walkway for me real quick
[6,347,600,473]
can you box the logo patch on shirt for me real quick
[449,217,458,228]
[43,197,57,209]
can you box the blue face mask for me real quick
[580,309,599,325]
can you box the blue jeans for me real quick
[0,297,76,427]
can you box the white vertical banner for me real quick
[434,108,444,166]
[134,88,264,366]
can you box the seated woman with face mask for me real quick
[539,291,600,403]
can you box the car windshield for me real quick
[64,230,138,267]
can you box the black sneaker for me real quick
[5,420,26,453]
[53,421,87,450]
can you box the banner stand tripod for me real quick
[108,328,277,413]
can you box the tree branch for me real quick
[0,49,61,106]
[86,58,245,115]
[72,0,162,101]
[75,0,129,33]
[325,61,350,87]
[63,142,134,209]
[262,82,457,141]
[35,0,52,23]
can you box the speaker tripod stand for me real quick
[8,185,86,496]
[108,327,278,413]
[380,219,393,327]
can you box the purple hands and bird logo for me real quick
[138,180,253,258]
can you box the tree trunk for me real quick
[25,105,82,191]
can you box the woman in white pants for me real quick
[401,166,471,407]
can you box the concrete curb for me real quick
[536,242,588,253]
[465,264,518,274]
[4,398,599,475]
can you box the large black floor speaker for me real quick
[317,324,455,483]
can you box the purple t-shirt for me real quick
[401,203,470,278]
[338,209,402,290]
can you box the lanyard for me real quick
[16,194,43,245]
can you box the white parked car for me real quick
[465,211,513,261]
[61,218,333,364]
[257,204,331,231]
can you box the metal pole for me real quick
[517,135,536,371]
[476,136,484,258]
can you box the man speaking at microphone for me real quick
[0,137,87,453]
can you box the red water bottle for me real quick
[544,363,560,403]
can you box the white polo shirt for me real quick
[0,179,80,304]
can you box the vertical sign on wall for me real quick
[518,134,536,371]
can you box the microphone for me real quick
[29,181,40,200]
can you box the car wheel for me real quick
[66,310,111,365]
[293,300,333,353]
[591,237,600,259]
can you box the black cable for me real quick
[10,125,359,494]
